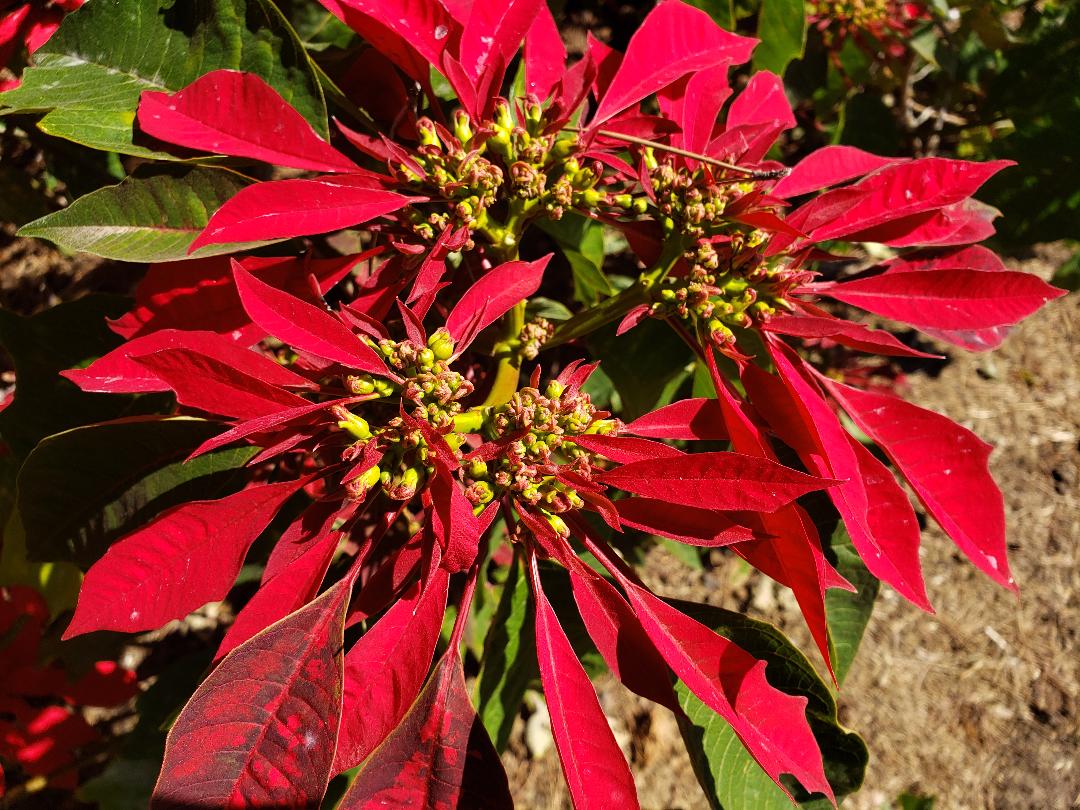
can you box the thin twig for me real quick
[564,126,789,180]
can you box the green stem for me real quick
[544,237,687,349]
[480,300,526,406]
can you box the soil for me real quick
[504,242,1080,810]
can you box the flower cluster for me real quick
[54,1,1064,808]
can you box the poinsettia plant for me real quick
[0,0,1067,807]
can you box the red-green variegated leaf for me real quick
[822,377,1015,590]
[595,451,833,512]
[150,577,352,809]
[530,554,640,809]
[334,569,449,773]
[190,176,413,250]
[139,71,359,173]
[233,262,386,373]
[338,650,512,809]
[65,479,307,638]
[817,269,1064,331]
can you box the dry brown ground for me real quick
[506,243,1080,810]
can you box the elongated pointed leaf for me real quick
[18,418,257,567]
[190,176,413,250]
[531,558,640,809]
[139,71,357,172]
[64,479,306,638]
[460,0,541,82]
[216,530,341,660]
[818,269,1065,331]
[110,253,368,341]
[17,168,258,262]
[132,348,309,419]
[590,1,756,126]
[618,581,832,801]
[773,146,899,198]
[64,330,315,395]
[762,313,941,358]
[596,451,832,512]
[761,345,931,610]
[573,434,683,464]
[334,569,449,772]
[339,651,512,809]
[614,498,752,546]
[823,522,879,687]
[445,255,551,348]
[151,577,352,809]
[823,377,1015,590]
[233,262,386,373]
[623,397,728,440]
[524,3,565,100]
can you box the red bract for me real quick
[54,0,1065,806]
[0,0,82,91]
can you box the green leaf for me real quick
[673,600,868,807]
[588,318,692,420]
[17,417,257,568]
[0,510,83,618]
[0,295,162,461]
[824,523,879,687]
[536,213,613,305]
[17,166,266,262]
[76,758,160,810]
[0,0,328,156]
[1050,247,1080,293]
[684,0,737,29]
[475,549,538,751]
[752,0,806,76]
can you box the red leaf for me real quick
[884,245,1007,274]
[624,398,728,440]
[789,158,1013,242]
[614,497,753,546]
[818,269,1065,331]
[337,650,512,809]
[139,71,358,173]
[595,451,833,512]
[822,378,1015,590]
[573,434,682,464]
[151,576,352,809]
[334,569,449,773]
[760,344,932,610]
[233,262,387,373]
[189,396,359,459]
[529,554,640,809]
[65,479,307,639]
[108,253,369,341]
[762,313,942,358]
[772,146,899,198]
[524,3,566,100]
[335,0,458,76]
[216,530,342,660]
[590,1,756,126]
[63,329,316,394]
[725,70,795,132]
[133,348,309,419]
[445,255,551,349]
[616,577,832,801]
[563,560,680,711]
[673,64,733,156]
[847,199,999,247]
[460,0,541,83]
[190,175,414,250]
[61,661,139,708]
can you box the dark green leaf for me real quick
[753,0,806,76]
[475,549,538,751]
[1050,249,1080,293]
[588,318,692,420]
[0,0,328,155]
[684,0,737,29]
[18,417,257,568]
[76,758,160,810]
[17,166,264,262]
[0,295,160,460]
[536,213,612,305]
[825,523,880,687]
[673,600,868,806]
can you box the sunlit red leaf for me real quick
[337,650,512,809]
[772,146,899,198]
[445,255,551,349]
[596,451,833,512]
[190,175,413,250]
[334,569,449,773]
[623,397,728,440]
[529,554,640,809]
[822,377,1015,590]
[762,312,941,358]
[233,262,387,373]
[151,577,352,809]
[614,497,753,546]
[139,71,358,173]
[65,479,308,638]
